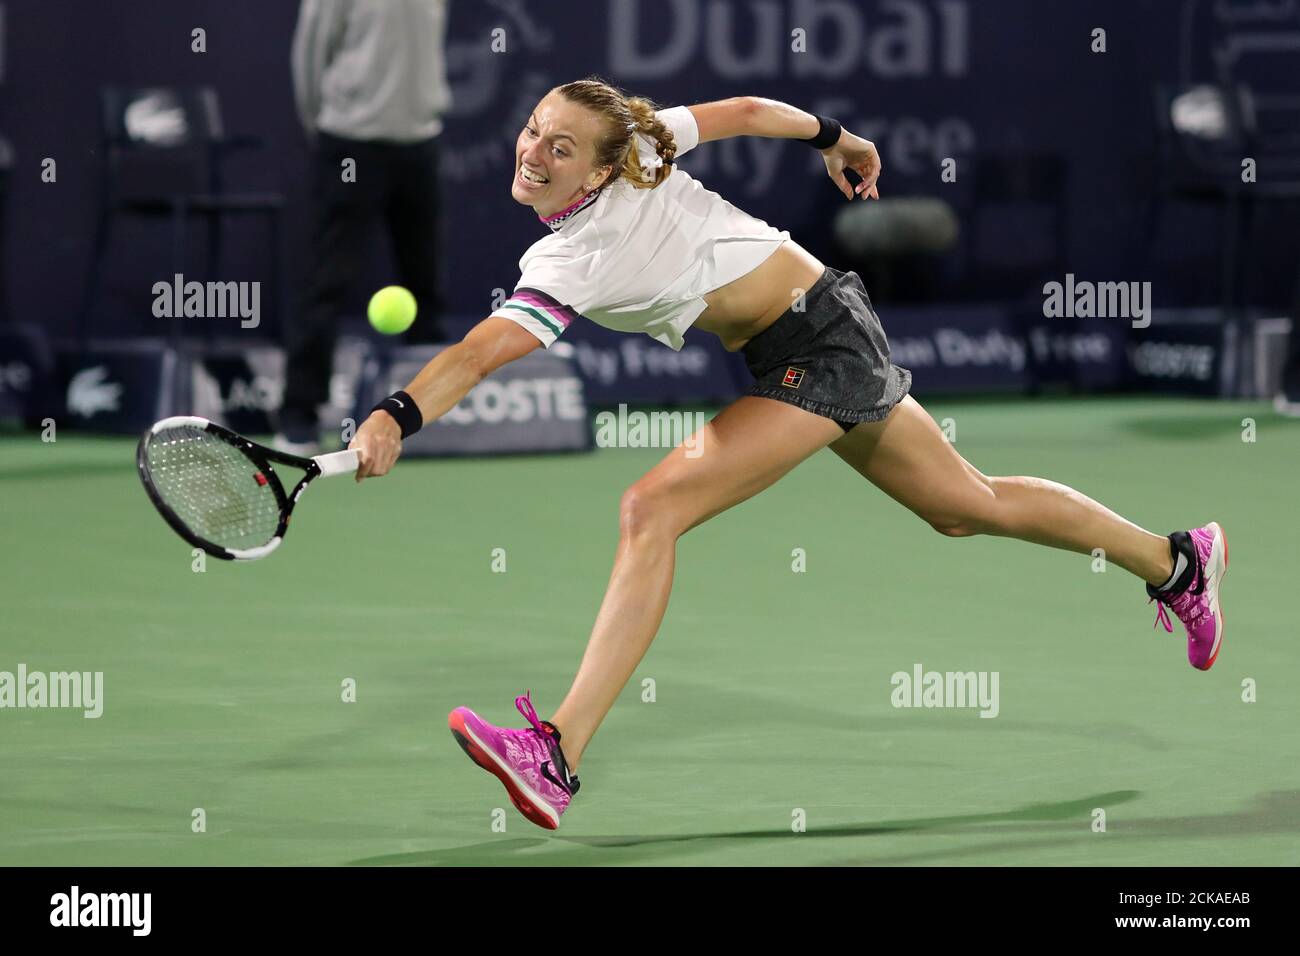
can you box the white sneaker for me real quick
[1273,393,1300,419]
[271,433,322,458]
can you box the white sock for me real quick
[1157,551,1188,592]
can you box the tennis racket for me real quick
[137,416,358,561]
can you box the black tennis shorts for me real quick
[741,266,912,431]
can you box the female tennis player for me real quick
[349,78,1228,830]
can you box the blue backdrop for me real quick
[3,0,1298,340]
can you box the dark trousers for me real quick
[282,131,447,425]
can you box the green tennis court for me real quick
[2,396,1297,866]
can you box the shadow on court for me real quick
[348,790,1144,865]
[1115,405,1297,442]
[348,790,1300,866]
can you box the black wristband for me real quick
[371,390,423,439]
[800,114,842,150]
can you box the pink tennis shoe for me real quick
[448,692,580,830]
[1147,523,1229,671]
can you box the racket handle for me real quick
[314,449,360,478]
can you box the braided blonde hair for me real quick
[553,76,678,191]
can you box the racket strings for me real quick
[144,426,283,550]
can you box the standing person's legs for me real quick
[386,136,446,343]
[549,398,845,768]
[281,133,388,440]
[1276,311,1300,413]
[828,395,1174,583]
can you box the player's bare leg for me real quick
[826,396,1227,669]
[548,397,844,769]
[827,395,1173,582]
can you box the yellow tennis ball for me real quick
[367,286,417,335]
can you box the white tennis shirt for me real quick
[490,105,790,351]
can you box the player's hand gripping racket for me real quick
[136,416,358,561]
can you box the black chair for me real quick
[78,86,284,345]
[961,153,1068,303]
[955,155,1070,394]
[1148,82,1300,314]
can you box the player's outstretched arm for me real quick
[349,317,542,481]
[687,96,880,201]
